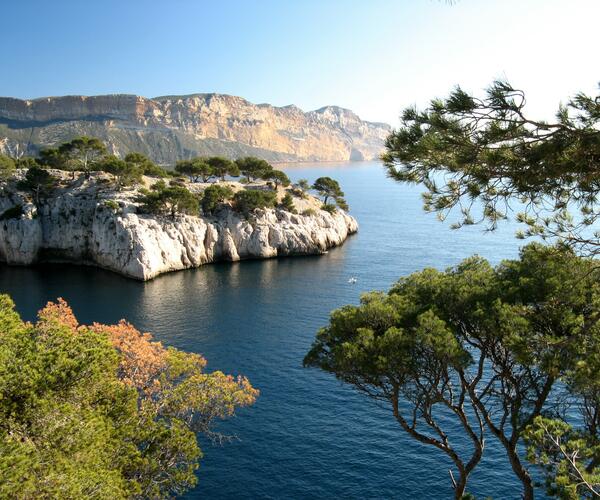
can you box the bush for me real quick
[0,204,23,221]
[201,184,234,215]
[103,200,120,212]
[321,203,337,214]
[17,167,58,203]
[137,181,199,218]
[124,152,168,178]
[280,193,297,213]
[0,154,15,180]
[233,189,277,215]
[301,208,317,217]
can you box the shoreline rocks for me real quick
[0,172,358,280]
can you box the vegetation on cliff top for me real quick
[307,82,600,499]
[0,295,257,498]
[1,136,350,219]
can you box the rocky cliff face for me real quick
[0,93,390,164]
[0,171,358,280]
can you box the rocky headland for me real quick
[0,171,358,280]
[0,93,390,163]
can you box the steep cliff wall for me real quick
[0,94,390,164]
[0,171,358,280]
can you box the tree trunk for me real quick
[506,447,534,500]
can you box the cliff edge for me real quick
[0,171,358,280]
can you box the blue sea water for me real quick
[0,161,546,499]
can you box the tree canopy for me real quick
[0,154,15,180]
[17,166,58,203]
[382,80,600,255]
[137,180,199,218]
[235,157,272,182]
[312,177,348,211]
[175,159,214,183]
[57,136,108,177]
[305,244,600,499]
[207,157,239,181]
[201,184,234,215]
[99,155,143,189]
[233,189,277,215]
[0,295,257,498]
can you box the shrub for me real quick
[137,181,199,218]
[321,203,337,214]
[17,167,58,203]
[233,189,276,215]
[201,184,234,215]
[0,154,15,180]
[301,208,317,217]
[103,200,120,211]
[124,152,168,178]
[280,193,297,213]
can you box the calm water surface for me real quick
[0,162,544,499]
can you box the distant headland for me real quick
[0,93,390,164]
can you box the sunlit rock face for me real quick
[0,171,358,280]
[0,94,390,163]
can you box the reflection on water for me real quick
[0,162,546,499]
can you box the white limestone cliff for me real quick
[0,172,358,280]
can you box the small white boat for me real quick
[348,277,358,284]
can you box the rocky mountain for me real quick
[0,93,390,164]
[0,170,358,280]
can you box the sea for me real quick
[0,161,545,499]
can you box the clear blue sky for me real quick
[2,0,598,125]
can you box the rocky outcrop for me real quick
[0,93,390,164]
[0,171,357,280]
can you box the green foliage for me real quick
[99,155,143,189]
[305,244,600,498]
[0,205,23,221]
[201,184,234,215]
[312,177,348,210]
[233,189,276,215]
[0,155,16,180]
[321,203,337,214]
[383,80,600,254]
[0,295,257,499]
[262,169,290,187]
[301,208,317,217]
[206,157,239,181]
[235,157,272,182]
[103,200,120,212]
[17,166,58,203]
[123,152,167,178]
[297,178,310,191]
[37,147,65,169]
[58,136,108,177]
[175,158,213,182]
[137,180,199,218]
[14,157,39,169]
[524,416,600,499]
[280,192,297,213]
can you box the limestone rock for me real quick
[0,94,390,164]
[0,172,358,280]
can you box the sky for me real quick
[1,0,599,125]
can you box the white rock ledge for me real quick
[0,173,358,280]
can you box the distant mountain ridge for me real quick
[0,93,390,164]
